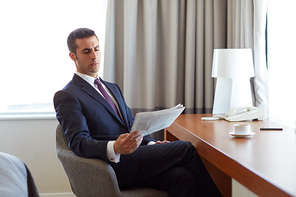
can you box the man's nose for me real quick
[90,49,97,59]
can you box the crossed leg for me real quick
[128,141,222,197]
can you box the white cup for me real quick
[234,124,251,134]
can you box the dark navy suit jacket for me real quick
[54,74,155,185]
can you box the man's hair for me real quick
[67,28,98,54]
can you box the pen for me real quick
[260,127,283,131]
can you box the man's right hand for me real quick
[114,131,144,155]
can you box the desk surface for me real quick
[165,114,296,197]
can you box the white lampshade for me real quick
[212,48,255,114]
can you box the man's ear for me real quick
[69,52,76,61]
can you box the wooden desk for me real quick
[164,114,296,197]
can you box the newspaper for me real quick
[130,104,185,135]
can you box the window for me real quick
[0,0,107,115]
[268,0,296,128]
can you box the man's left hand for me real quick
[155,140,170,144]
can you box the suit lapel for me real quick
[101,79,129,127]
[72,74,126,127]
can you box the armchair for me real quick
[55,124,168,197]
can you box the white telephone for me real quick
[224,106,265,121]
[202,106,265,121]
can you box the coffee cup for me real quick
[234,124,251,134]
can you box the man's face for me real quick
[69,36,101,78]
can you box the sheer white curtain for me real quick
[268,0,296,127]
[104,0,227,114]
[227,0,269,115]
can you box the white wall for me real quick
[232,179,258,197]
[0,118,73,196]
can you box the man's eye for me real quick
[83,50,90,54]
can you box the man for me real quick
[54,28,221,196]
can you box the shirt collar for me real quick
[75,71,100,87]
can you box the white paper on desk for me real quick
[130,104,185,136]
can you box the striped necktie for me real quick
[94,79,119,116]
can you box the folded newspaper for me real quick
[130,104,185,136]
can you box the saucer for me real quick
[229,132,255,138]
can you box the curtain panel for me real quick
[104,0,268,115]
[104,0,227,115]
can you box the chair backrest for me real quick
[0,152,39,197]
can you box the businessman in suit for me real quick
[54,28,221,196]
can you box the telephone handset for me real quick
[201,106,265,121]
[224,106,265,121]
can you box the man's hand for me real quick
[114,131,144,154]
[155,140,170,144]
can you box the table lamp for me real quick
[211,48,255,114]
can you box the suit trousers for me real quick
[115,141,222,197]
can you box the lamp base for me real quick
[212,77,253,115]
[212,78,232,114]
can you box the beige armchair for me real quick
[56,124,168,197]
